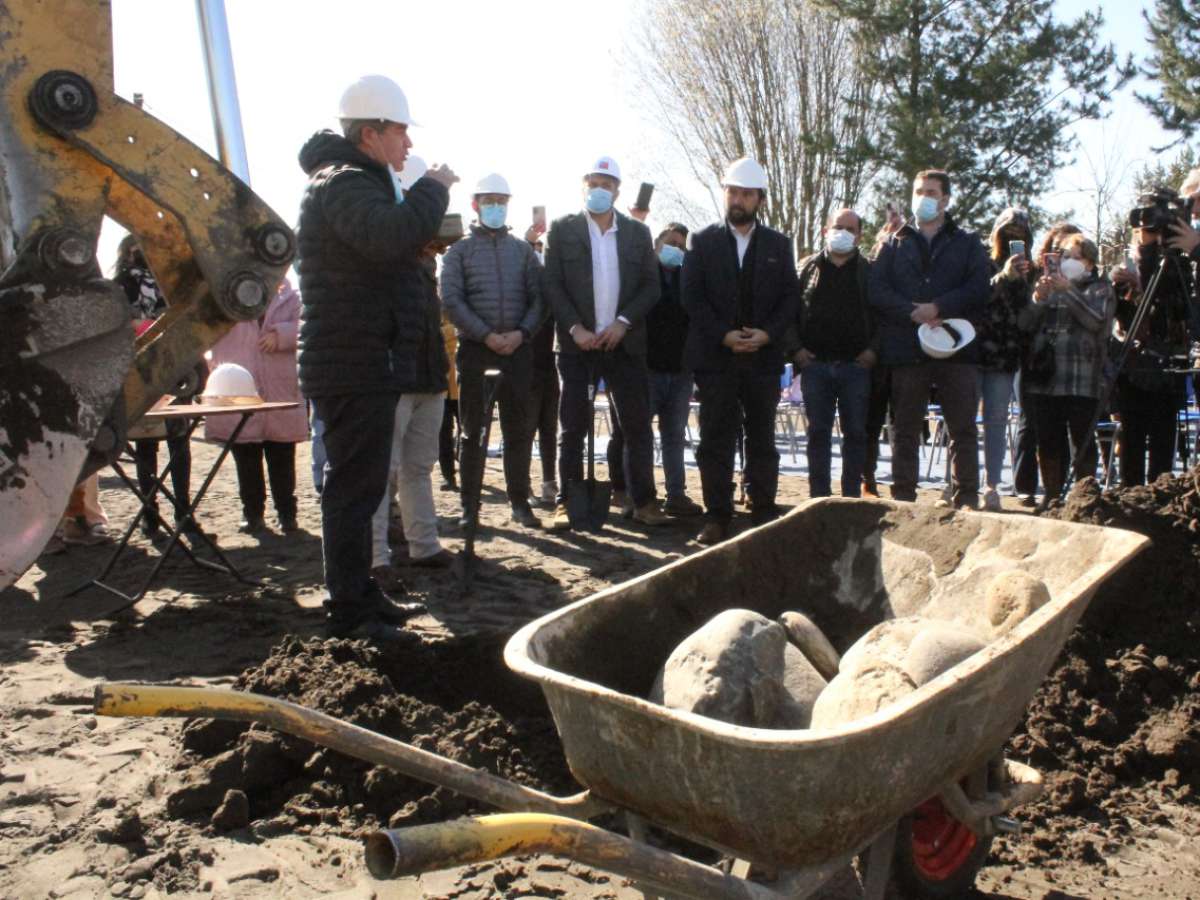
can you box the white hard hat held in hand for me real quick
[586,156,622,182]
[203,363,262,405]
[473,173,512,196]
[918,319,976,359]
[722,157,769,191]
[338,74,416,126]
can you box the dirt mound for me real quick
[997,471,1200,868]
[165,635,572,839]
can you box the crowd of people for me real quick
[48,73,1200,647]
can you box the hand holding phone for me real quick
[1042,252,1061,277]
[1008,239,1025,258]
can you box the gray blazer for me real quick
[541,210,661,356]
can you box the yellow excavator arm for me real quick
[0,1,294,588]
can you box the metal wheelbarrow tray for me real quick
[504,498,1149,869]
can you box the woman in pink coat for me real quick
[206,278,309,533]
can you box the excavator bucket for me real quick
[0,1,295,589]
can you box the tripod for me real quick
[1061,251,1189,498]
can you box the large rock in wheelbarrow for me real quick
[651,609,826,728]
[810,660,916,729]
[903,622,987,687]
[985,570,1051,637]
[812,620,986,727]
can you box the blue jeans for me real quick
[310,403,327,495]
[800,361,870,497]
[978,369,1014,488]
[649,371,694,499]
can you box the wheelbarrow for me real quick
[94,499,1148,898]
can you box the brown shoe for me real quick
[696,520,729,546]
[408,549,455,569]
[549,503,572,532]
[862,479,880,499]
[632,501,670,526]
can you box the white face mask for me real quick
[1060,257,1088,282]
[826,229,857,254]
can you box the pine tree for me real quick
[1137,0,1200,148]
[815,0,1132,230]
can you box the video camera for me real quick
[1128,186,1191,235]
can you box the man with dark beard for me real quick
[682,158,800,545]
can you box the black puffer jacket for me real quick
[295,130,449,398]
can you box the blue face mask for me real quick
[658,244,685,268]
[479,203,507,230]
[912,195,940,224]
[585,187,614,215]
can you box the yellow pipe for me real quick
[94,683,608,819]
[365,813,781,900]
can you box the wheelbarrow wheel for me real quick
[890,795,993,898]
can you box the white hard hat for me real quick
[398,156,428,191]
[473,173,512,196]
[585,156,621,182]
[722,157,769,191]
[918,319,976,359]
[202,363,262,404]
[338,74,416,126]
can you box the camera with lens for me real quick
[1128,186,1190,235]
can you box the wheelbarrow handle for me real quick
[367,813,781,899]
[94,682,609,820]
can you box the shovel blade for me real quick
[567,478,611,531]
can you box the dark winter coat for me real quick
[869,217,991,366]
[978,263,1034,373]
[294,130,449,398]
[793,249,876,361]
[440,225,545,343]
[646,263,689,374]
[681,221,800,375]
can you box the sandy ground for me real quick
[2,438,1198,899]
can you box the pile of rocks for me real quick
[650,570,1050,731]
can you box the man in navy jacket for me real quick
[682,158,800,545]
[869,169,990,507]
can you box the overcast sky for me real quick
[101,0,1179,264]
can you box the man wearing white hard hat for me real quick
[682,157,800,546]
[295,73,459,642]
[869,168,989,509]
[441,172,546,529]
[542,156,670,530]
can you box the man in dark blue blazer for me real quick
[682,158,800,545]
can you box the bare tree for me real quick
[628,0,880,254]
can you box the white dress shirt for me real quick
[586,211,621,331]
[732,222,756,268]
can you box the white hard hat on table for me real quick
[202,363,262,405]
[398,156,428,191]
[473,173,512,196]
[338,74,417,126]
[918,320,976,359]
[722,157,769,190]
[585,156,621,182]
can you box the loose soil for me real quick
[2,441,1199,898]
